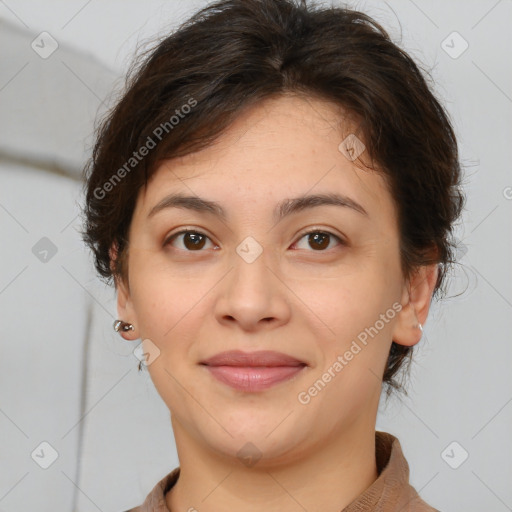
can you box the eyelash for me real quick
[163,227,345,252]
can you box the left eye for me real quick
[164,229,343,252]
[292,230,344,251]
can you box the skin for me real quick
[114,93,438,512]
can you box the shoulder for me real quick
[409,497,442,512]
[120,467,180,512]
[399,472,442,512]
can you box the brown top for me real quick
[124,431,439,512]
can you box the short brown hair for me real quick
[81,0,465,394]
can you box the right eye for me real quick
[164,229,217,252]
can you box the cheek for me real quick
[293,254,401,396]
[294,254,401,336]
[132,278,198,341]
[127,248,195,340]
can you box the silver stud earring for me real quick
[113,320,134,332]
[417,322,423,332]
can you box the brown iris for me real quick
[307,232,330,250]
[182,232,207,250]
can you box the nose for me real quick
[213,246,291,333]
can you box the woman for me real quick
[81,0,464,510]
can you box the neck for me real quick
[166,418,378,512]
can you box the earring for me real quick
[113,320,134,333]
[417,322,423,332]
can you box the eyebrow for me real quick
[147,191,368,222]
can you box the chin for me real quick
[201,414,311,460]
[207,431,307,469]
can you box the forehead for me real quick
[135,94,394,222]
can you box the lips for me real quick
[200,350,307,392]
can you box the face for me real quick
[116,93,434,466]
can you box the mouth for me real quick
[199,350,308,392]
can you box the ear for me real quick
[391,263,439,347]
[110,243,139,341]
